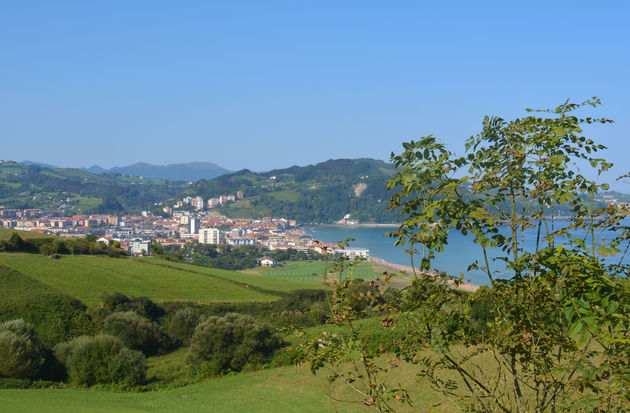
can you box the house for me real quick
[258,256,276,267]
[96,236,112,246]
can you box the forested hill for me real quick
[191,158,401,223]
[0,162,187,215]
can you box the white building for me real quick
[199,228,221,244]
[188,217,200,234]
[335,248,370,259]
[129,241,151,256]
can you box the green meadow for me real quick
[137,257,323,292]
[0,254,276,305]
[0,228,52,241]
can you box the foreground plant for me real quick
[386,98,629,412]
[294,240,409,412]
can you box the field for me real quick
[257,260,386,281]
[0,356,455,413]
[138,258,323,292]
[0,228,52,241]
[0,254,276,305]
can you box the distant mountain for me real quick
[189,158,400,223]
[20,160,58,169]
[84,165,107,174]
[82,162,231,182]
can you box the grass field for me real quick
[269,189,300,202]
[257,260,386,281]
[0,228,52,241]
[0,358,455,413]
[137,258,323,292]
[0,254,277,305]
[0,264,92,344]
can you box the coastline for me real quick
[368,256,479,292]
[312,223,400,228]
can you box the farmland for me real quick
[0,254,277,305]
[139,257,323,292]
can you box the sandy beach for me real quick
[368,257,479,292]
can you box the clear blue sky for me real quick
[1,1,629,189]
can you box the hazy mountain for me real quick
[20,160,58,169]
[83,162,231,182]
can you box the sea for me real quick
[304,222,629,286]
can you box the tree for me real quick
[298,99,629,412]
[385,98,629,412]
[187,313,283,376]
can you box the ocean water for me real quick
[304,223,629,286]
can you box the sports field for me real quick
[257,260,386,281]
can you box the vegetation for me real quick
[138,257,324,292]
[54,335,146,386]
[161,243,323,271]
[0,162,187,214]
[259,260,384,281]
[187,313,284,376]
[0,320,46,379]
[102,311,175,356]
[298,99,630,412]
[0,254,277,305]
[0,231,127,257]
[167,307,200,345]
[0,265,94,345]
[191,158,401,223]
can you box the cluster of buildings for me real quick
[168,191,244,212]
[0,207,370,259]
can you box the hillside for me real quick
[0,161,188,214]
[191,158,400,223]
[0,254,277,305]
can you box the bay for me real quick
[304,222,629,287]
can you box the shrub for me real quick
[101,292,164,320]
[0,319,45,379]
[168,307,200,345]
[54,335,146,386]
[102,311,175,356]
[187,313,284,376]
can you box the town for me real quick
[0,193,371,260]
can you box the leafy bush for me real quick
[168,307,200,345]
[102,311,175,356]
[54,335,146,386]
[0,319,45,379]
[187,313,284,376]
[101,292,164,320]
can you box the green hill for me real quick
[0,228,52,241]
[191,158,400,223]
[0,161,187,214]
[0,254,277,305]
[0,265,93,345]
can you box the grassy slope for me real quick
[0,254,276,305]
[138,258,323,292]
[0,265,92,344]
[0,362,455,413]
[0,228,52,241]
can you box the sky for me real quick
[1,1,629,189]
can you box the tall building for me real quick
[199,228,220,244]
[188,216,200,234]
